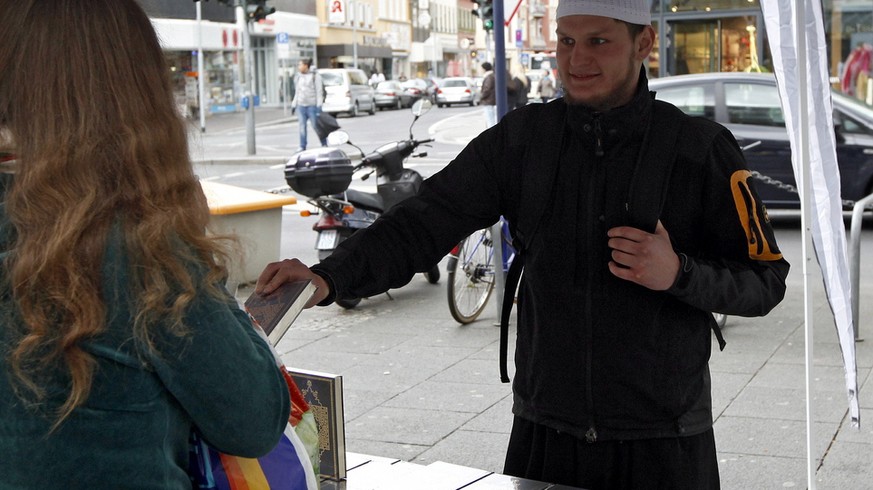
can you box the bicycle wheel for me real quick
[447,228,496,324]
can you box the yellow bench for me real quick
[200,181,297,285]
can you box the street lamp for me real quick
[351,0,358,69]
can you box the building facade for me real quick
[140,0,319,113]
[142,1,872,111]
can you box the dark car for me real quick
[374,80,414,110]
[401,78,438,104]
[649,72,873,209]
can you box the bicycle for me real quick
[446,218,515,324]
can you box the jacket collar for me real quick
[564,67,652,148]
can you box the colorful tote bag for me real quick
[189,319,320,490]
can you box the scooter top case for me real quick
[285,147,353,198]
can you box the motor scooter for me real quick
[284,99,440,309]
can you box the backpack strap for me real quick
[499,252,524,383]
[625,99,683,233]
[498,102,565,383]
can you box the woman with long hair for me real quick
[0,0,290,487]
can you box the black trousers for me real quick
[503,416,720,490]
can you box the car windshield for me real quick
[442,79,467,88]
[320,72,343,87]
[401,80,424,89]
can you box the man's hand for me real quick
[606,220,680,291]
[256,258,330,308]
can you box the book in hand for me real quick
[244,279,316,346]
[287,368,346,481]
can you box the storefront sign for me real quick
[276,32,290,59]
[329,0,346,24]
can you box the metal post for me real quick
[283,60,289,116]
[352,0,358,69]
[431,37,438,77]
[491,221,506,323]
[848,194,873,341]
[493,0,508,120]
[241,7,256,155]
[196,2,206,133]
[485,31,492,67]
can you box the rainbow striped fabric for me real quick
[189,362,320,489]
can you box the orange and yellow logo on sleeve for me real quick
[730,170,783,261]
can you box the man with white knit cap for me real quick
[257,1,790,488]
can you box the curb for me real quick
[192,156,289,166]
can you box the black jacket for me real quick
[312,73,789,441]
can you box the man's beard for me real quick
[559,58,638,111]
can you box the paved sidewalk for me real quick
[230,226,873,490]
[187,105,296,135]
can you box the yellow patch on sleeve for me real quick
[730,170,784,261]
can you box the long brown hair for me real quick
[0,0,232,426]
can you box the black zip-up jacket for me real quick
[312,72,789,442]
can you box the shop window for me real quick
[725,83,784,127]
[655,84,715,119]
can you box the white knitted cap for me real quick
[556,0,651,25]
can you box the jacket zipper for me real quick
[584,115,602,442]
[593,117,605,157]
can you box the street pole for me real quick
[486,31,492,67]
[493,0,508,120]
[431,37,438,77]
[491,0,508,321]
[196,1,206,133]
[240,5,256,155]
[352,0,358,69]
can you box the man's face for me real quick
[298,61,309,74]
[556,15,654,111]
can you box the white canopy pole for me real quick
[760,0,861,486]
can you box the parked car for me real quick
[649,72,873,209]
[374,80,414,110]
[435,77,478,107]
[401,78,437,104]
[319,68,376,117]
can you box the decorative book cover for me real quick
[244,279,316,346]
[287,367,346,481]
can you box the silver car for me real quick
[320,68,376,117]
[435,77,477,107]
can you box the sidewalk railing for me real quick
[849,193,873,340]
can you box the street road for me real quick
[194,104,485,267]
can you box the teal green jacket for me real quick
[0,199,290,488]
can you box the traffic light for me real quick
[472,0,494,31]
[470,50,478,59]
[245,1,275,22]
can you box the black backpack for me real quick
[496,99,725,382]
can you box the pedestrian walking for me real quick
[291,58,327,151]
[538,69,557,103]
[479,62,497,128]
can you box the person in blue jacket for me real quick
[0,1,290,488]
